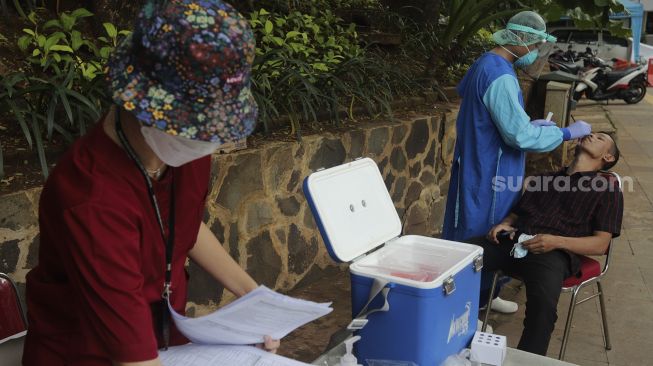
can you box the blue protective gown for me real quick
[442,52,564,242]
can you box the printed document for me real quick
[168,285,333,345]
[159,344,311,366]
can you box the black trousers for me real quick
[467,236,573,356]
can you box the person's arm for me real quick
[189,222,280,353]
[189,222,257,297]
[486,213,519,243]
[521,231,612,255]
[482,74,563,152]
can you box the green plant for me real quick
[0,68,108,178]
[527,0,629,37]
[97,22,131,58]
[0,72,47,178]
[238,0,383,14]
[250,8,361,78]
[1,8,129,179]
[248,7,418,136]
[249,8,359,133]
[17,9,128,79]
[440,1,520,51]
[1,0,40,19]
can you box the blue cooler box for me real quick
[303,158,483,366]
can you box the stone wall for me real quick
[0,106,459,314]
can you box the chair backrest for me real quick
[0,273,27,343]
[598,171,622,276]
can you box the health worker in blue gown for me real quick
[442,11,592,243]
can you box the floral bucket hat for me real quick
[107,0,257,143]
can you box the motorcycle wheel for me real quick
[623,82,647,104]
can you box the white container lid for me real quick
[350,235,483,289]
[304,158,402,262]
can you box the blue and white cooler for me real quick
[303,158,484,366]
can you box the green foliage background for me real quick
[0,0,632,180]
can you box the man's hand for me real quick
[255,335,281,354]
[521,234,560,254]
[487,223,517,244]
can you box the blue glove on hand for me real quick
[531,119,557,127]
[561,120,592,141]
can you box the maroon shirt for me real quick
[23,122,211,365]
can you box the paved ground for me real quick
[281,91,653,365]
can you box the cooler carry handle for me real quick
[347,278,391,331]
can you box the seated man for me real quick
[468,132,623,356]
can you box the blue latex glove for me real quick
[561,121,591,141]
[531,119,557,127]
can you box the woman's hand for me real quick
[255,335,280,354]
[486,223,517,244]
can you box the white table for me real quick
[5,333,578,366]
[312,340,579,366]
[0,336,24,366]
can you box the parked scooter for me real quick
[548,46,584,74]
[548,46,598,75]
[547,45,648,104]
[574,60,648,104]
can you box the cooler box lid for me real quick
[303,158,402,263]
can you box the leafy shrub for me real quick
[1,8,130,178]
[249,7,416,135]
[2,3,417,179]
[393,11,496,88]
[0,0,39,19]
[17,9,129,80]
[238,0,383,14]
[439,28,494,85]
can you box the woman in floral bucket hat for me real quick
[23,1,279,365]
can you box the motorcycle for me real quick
[548,46,584,74]
[549,53,584,75]
[548,46,600,75]
[574,61,648,104]
[547,45,648,104]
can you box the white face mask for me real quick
[140,126,221,167]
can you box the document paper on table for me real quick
[168,285,333,345]
[159,344,312,366]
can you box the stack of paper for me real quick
[159,344,312,366]
[159,286,333,366]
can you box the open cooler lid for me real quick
[303,158,402,263]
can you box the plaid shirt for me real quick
[512,169,623,239]
[510,169,623,275]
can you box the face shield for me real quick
[505,23,557,79]
[493,12,558,79]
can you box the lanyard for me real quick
[115,110,175,349]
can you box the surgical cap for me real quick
[492,11,557,46]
